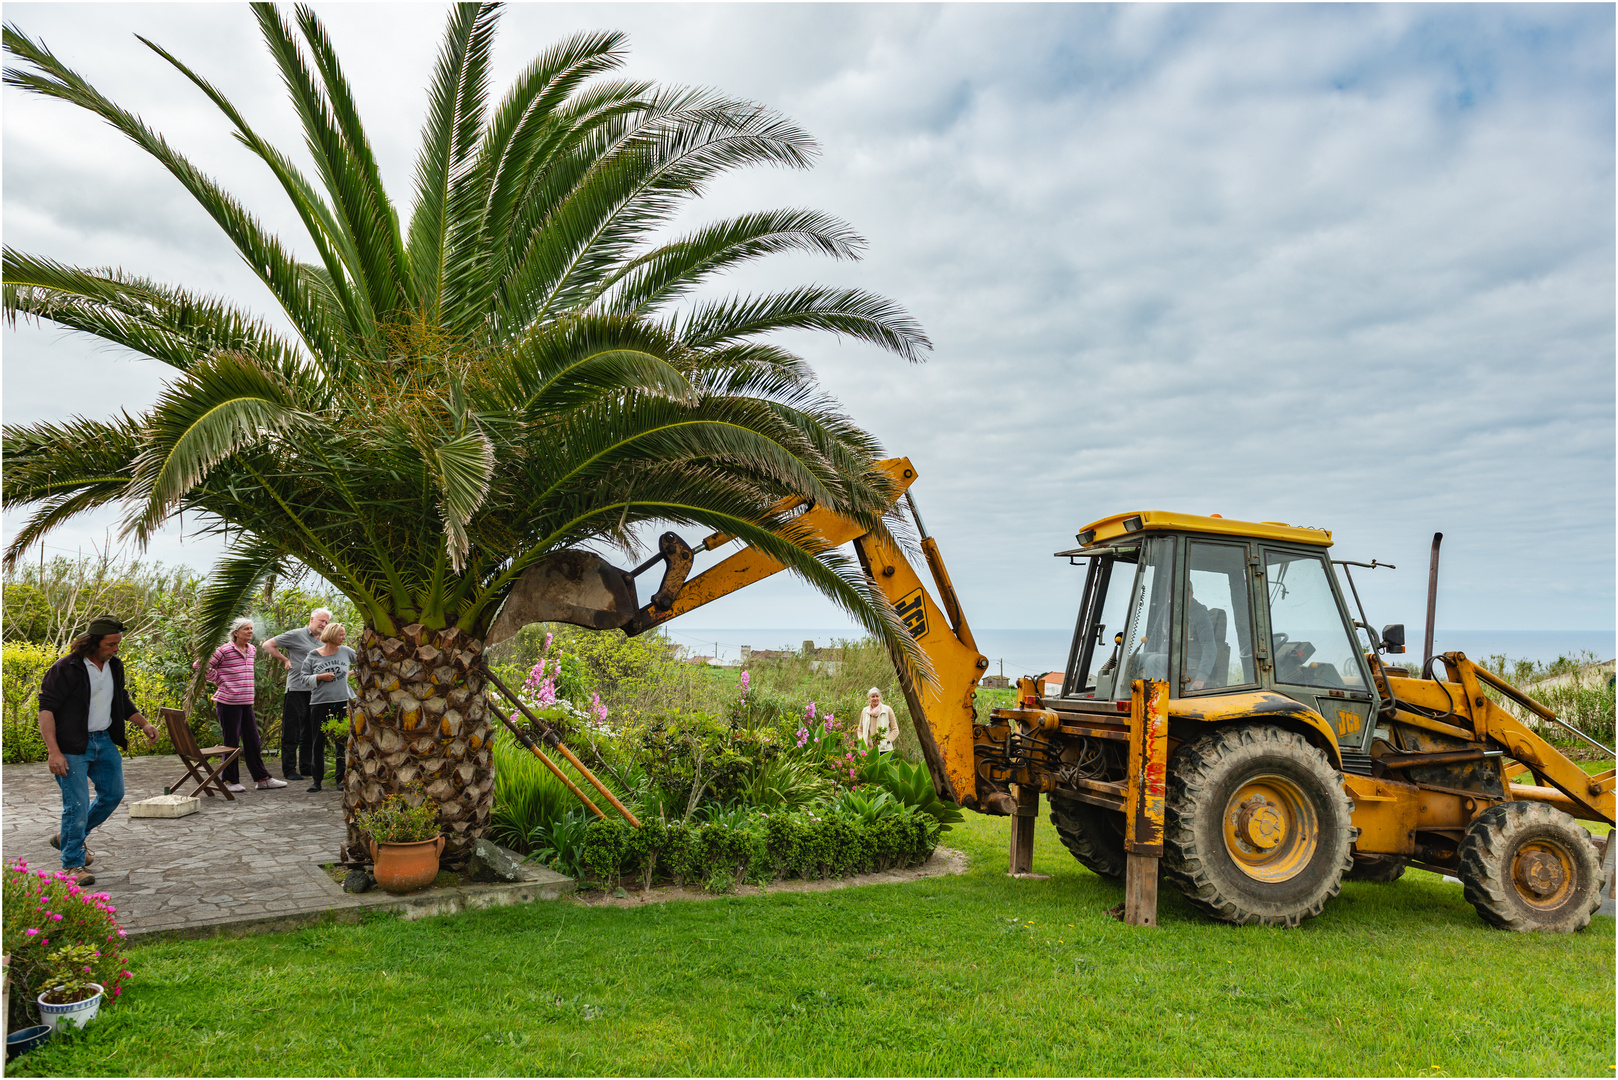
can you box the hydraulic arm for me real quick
[489,458,988,807]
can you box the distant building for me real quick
[979,674,1010,689]
[1041,671,1063,696]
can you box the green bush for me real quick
[576,804,938,892]
[1480,652,1616,746]
[3,642,58,763]
[739,755,833,810]
[636,711,781,816]
[527,808,594,879]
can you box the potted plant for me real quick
[35,944,104,1032]
[356,794,444,894]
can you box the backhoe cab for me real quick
[491,463,1615,932]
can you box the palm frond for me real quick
[672,286,931,363]
[1,22,347,359]
[122,352,311,545]
[251,4,403,328]
[1,414,142,568]
[600,209,864,315]
[136,34,374,359]
[432,430,496,572]
[3,251,309,379]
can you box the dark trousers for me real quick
[216,702,270,784]
[281,690,312,776]
[309,700,349,787]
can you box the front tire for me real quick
[1456,802,1603,932]
[1163,724,1355,927]
[1049,795,1127,880]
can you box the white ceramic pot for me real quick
[37,984,102,1031]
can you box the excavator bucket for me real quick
[485,533,697,646]
[485,550,640,645]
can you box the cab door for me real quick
[1177,539,1259,695]
[1257,546,1377,752]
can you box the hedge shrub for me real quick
[1,642,215,764]
[576,806,938,892]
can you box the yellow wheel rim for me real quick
[1511,839,1574,909]
[1221,774,1319,883]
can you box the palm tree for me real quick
[2,3,929,863]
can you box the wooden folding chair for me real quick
[162,707,242,801]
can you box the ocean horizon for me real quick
[658,626,1616,674]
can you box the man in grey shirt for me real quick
[262,608,329,781]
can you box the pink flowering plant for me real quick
[3,859,131,1026]
[787,701,863,791]
[513,635,600,734]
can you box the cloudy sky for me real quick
[4,3,1612,635]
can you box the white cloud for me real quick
[4,3,1611,639]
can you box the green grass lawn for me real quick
[14,812,1614,1078]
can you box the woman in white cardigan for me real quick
[858,688,897,753]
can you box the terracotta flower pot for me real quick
[368,835,445,894]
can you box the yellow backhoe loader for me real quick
[496,458,1616,931]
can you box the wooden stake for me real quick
[1124,853,1159,928]
[1007,783,1038,875]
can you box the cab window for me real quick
[1074,549,1139,699]
[1117,536,1176,698]
[1264,550,1364,690]
[1183,542,1255,692]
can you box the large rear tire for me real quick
[1456,802,1603,932]
[1049,795,1127,880]
[1163,724,1355,927]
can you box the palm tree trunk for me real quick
[345,623,494,866]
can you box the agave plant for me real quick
[826,787,905,827]
[1,4,928,862]
[858,747,964,828]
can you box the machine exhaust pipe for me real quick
[1423,532,1442,668]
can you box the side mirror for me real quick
[1381,623,1405,654]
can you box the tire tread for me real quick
[1162,724,1355,928]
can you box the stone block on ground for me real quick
[342,870,375,894]
[469,838,524,883]
[129,794,200,819]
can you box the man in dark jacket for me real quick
[38,616,161,886]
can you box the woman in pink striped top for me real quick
[201,618,285,792]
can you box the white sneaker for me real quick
[226,783,247,793]
[256,777,288,789]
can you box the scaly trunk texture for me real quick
[344,623,493,866]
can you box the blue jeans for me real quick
[54,730,125,869]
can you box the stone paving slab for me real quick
[3,756,573,941]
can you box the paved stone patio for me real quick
[3,755,572,940]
